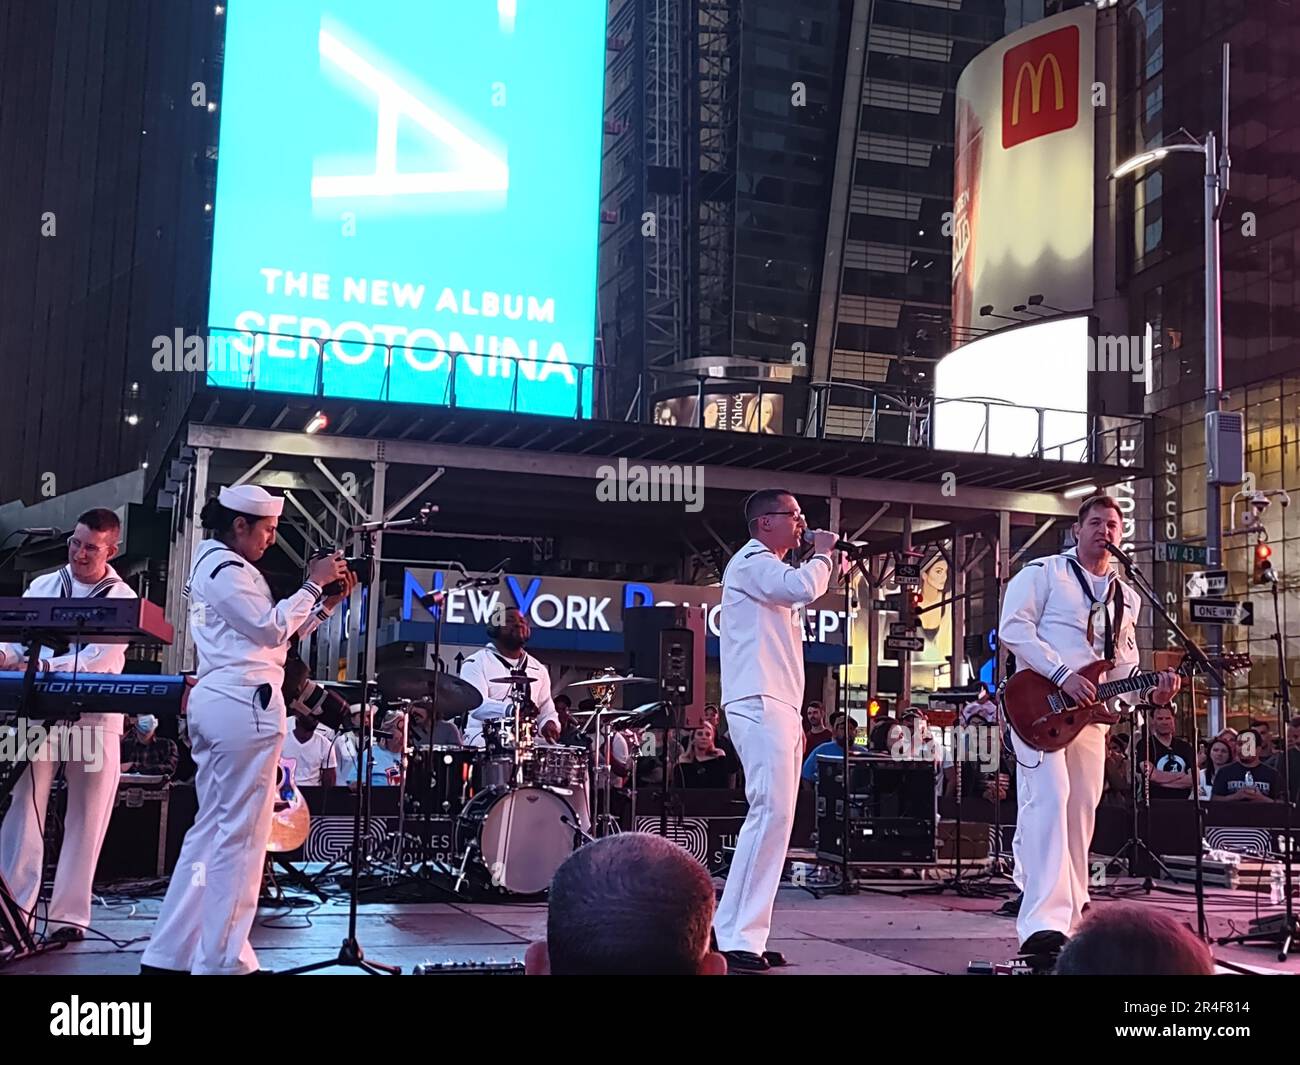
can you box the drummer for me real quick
[460,609,590,831]
[459,607,561,748]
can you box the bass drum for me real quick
[457,786,578,895]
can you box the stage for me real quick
[6,872,1295,977]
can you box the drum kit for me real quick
[373,665,661,897]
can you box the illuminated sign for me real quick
[1002,25,1080,149]
[952,6,1096,333]
[933,316,1089,459]
[206,1,607,417]
[397,569,850,648]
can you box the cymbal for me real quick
[567,675,657,689]
[487,675,534,685]
[608,701,674,730]
[375,667,482,718]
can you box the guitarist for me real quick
[999,494,1180,963]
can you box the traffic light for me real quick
[868,699,881,718]
[1252,542,1274,585]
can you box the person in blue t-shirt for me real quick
[345,710,406,788]
[801,712,858,783]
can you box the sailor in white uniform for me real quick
[0,508,135,942]
[999,494,1179,958]
[458,608,585,826]
[712,489,835,972]
[140,485,352,975]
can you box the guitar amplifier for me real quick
[815,754,936,864]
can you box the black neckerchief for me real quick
[1064,556,1124,660]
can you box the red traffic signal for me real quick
[1252,542,1274,585]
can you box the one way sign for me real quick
[1188,598,1253,626]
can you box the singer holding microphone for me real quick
[999,494,1179,964]
[713,489,836,972]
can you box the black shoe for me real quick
[995,892,1023,918]
[723,950,771,973]
[1018,930,1068,958]
[46,926,84,944]
[139,963,190,976]
[762,950,788,968]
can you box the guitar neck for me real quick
[1094,669,1173,703]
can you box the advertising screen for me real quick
[934,316,1089,460]
[205,1,608,416]
[952,6,1096,333]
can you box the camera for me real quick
[1249,490,1271,515]
[309,549,372,595]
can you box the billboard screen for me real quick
[205,1,607,416]
[933,316,1089,460]
[952,6,1096,333]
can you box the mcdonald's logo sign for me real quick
[1001,25,1079,149]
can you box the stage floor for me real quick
[3,871,1296,976]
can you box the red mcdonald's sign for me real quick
[1001,24,1080,149]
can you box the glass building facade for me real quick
[819,0,1049,428]
[1118,0,1300,724]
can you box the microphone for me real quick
[19,528,59,537]
[1103,542,1136,572]
[417,589,447,610]
[802,529,869,555]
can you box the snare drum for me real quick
[456,786,578,894]
[523,744,589,789]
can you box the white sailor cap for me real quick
[218,484,283,517]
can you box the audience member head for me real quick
[1238,728,1264,766]
[525,833,726,975]
[1150,704,1176,741]
[1054,906,1213,975]
[1207,738,1233,775]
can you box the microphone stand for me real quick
[1218,575,1298,960]
[1106,546,1222,943]
[281,506,439,975]
[827,547,872,897]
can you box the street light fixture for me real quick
[1110,43,1232,734]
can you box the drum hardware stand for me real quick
[1102,705,1176,893]
[403,561,504,898]
[282,510,438,975]
[578,676,625,838]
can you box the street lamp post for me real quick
[1111,43,1232,735]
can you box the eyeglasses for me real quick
[760,510,803,521]
[68,536,113,557]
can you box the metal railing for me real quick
[197,328,1147,469]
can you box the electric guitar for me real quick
[1001,653,1250,754]
[266,757,310,852]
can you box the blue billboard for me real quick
[206,1,607,416]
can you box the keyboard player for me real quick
[0,508,137,944]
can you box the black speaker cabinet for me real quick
[623,605,705,729]
[815,754,936,864]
